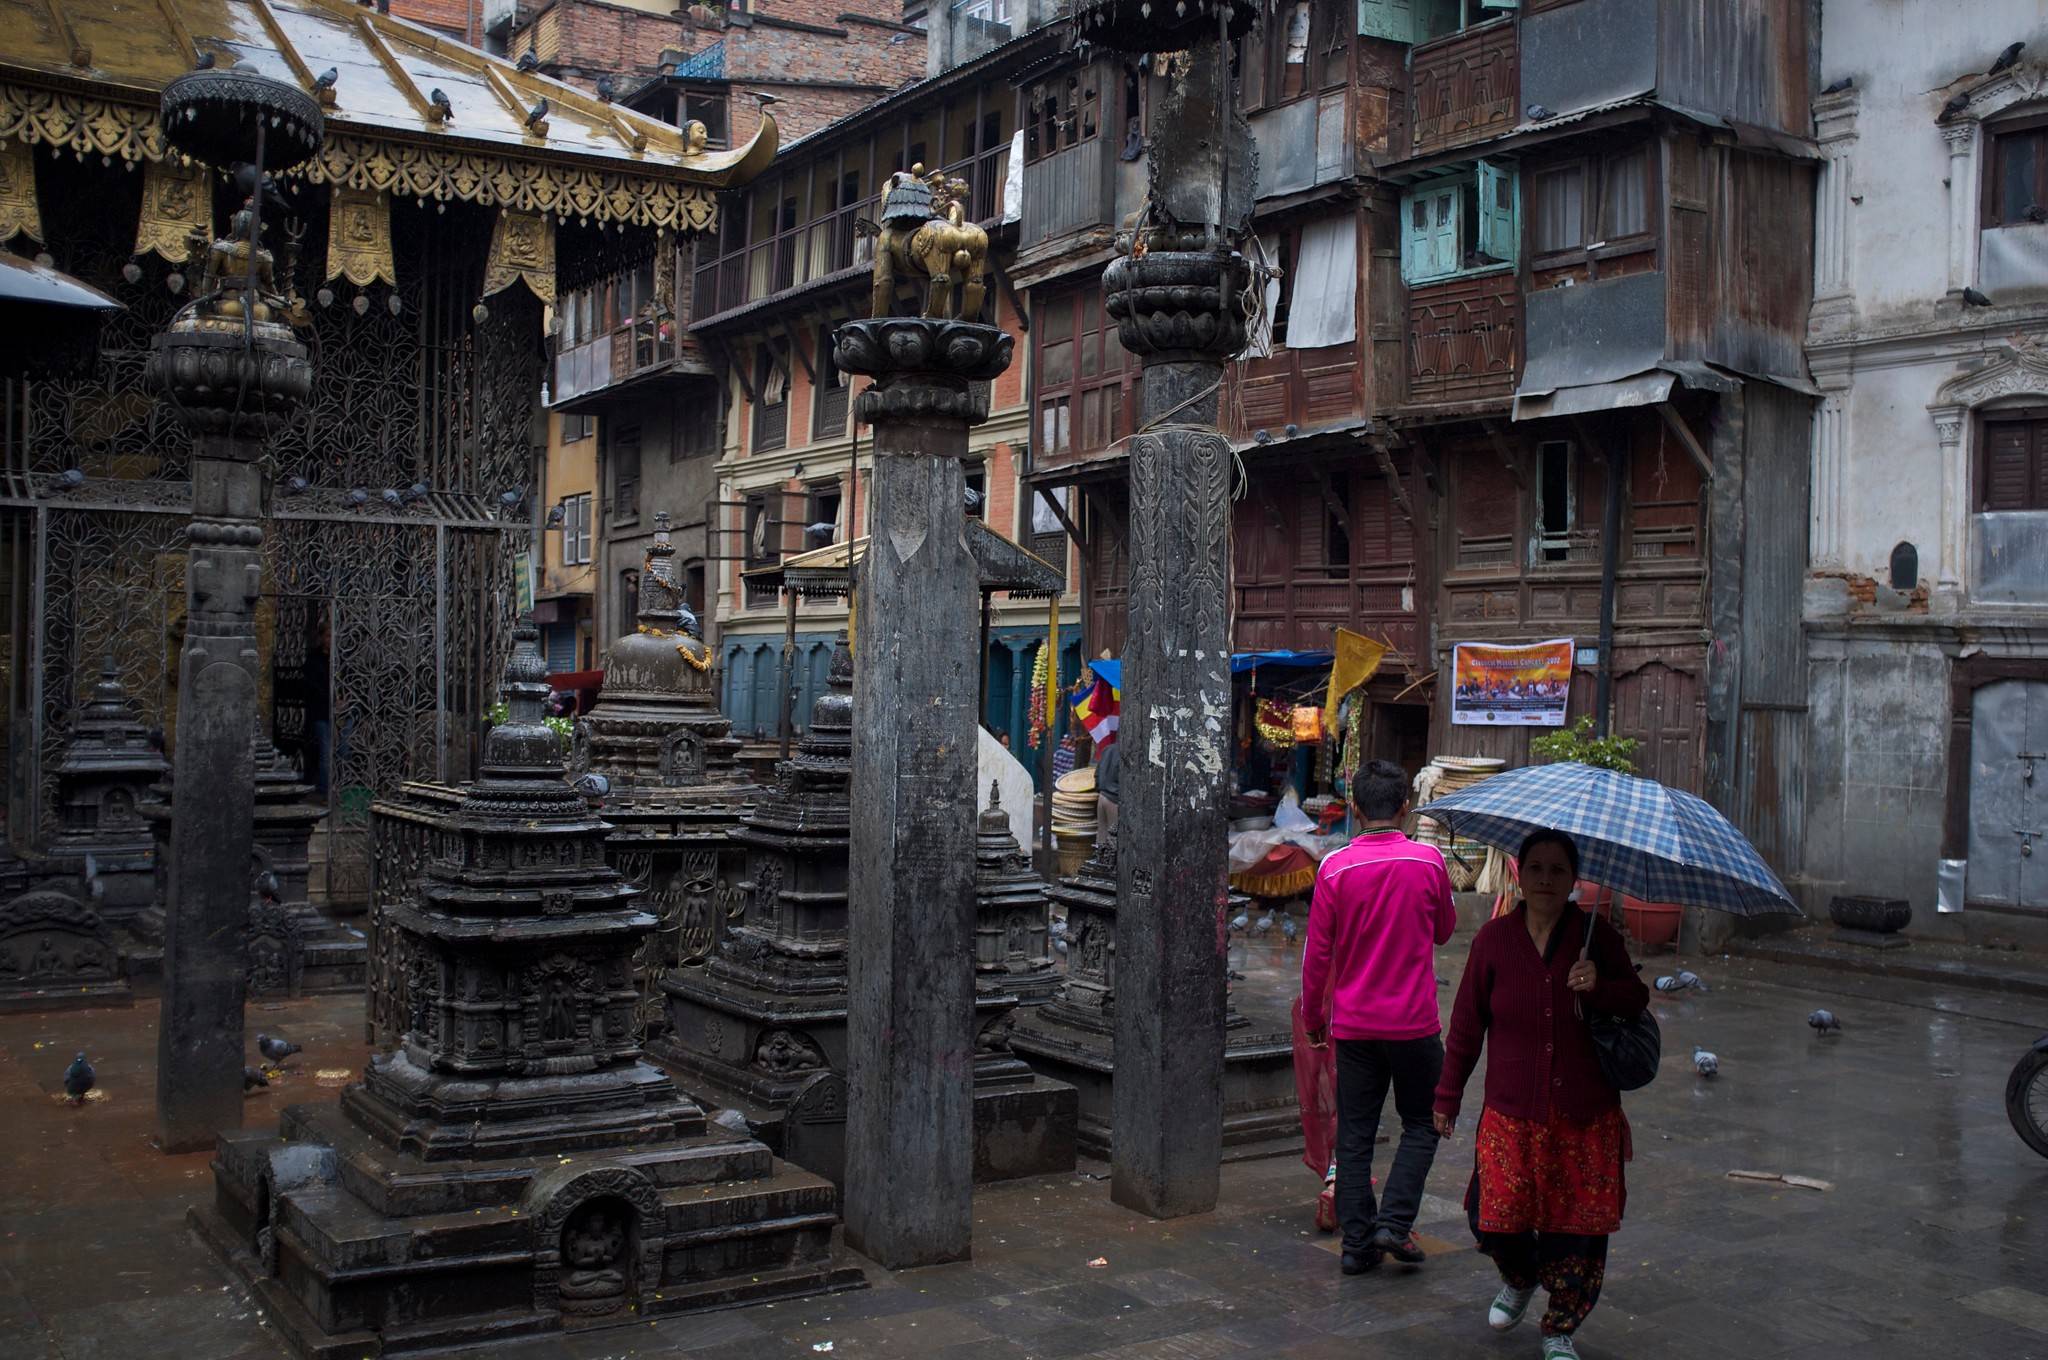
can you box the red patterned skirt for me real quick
[1474,1105,1630,1236]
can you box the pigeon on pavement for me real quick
[63,1052,95,1103]
[1808,1009,1841,1036]
[257,1033,302,1064]
[1280,916,1300,945]
[244,1066,270,1093]
[1655,971,1708,994]
[1692,1046,1718,1078]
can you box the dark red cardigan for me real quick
[1433,905,1650,1125]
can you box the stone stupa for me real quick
[198,620,859,1356]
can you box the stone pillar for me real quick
[1942,120,1979,297]
[1098,32,1255,1219]
[835,314,1012,1268]
[143,68,321,1152]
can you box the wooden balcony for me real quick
[1407,18,1518,159]
[1405,271,1520,409]
[1227,343,1362,441]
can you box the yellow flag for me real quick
[1324,627,1388,726]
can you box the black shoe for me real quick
[1340,1248,1381,1275]
[1369,1226,1426,1264]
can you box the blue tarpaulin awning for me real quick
[1085,651,1333,693]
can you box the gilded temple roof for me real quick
[0,0,775,229]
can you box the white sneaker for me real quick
[1541,1335,1580,1360]
[1489,1284,1536,1331]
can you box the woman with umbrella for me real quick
[1417,762,1799,1358]
[1431,828,1647,1360]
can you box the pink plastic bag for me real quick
[1292,994,1337,1179]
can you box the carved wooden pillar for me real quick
[835,313,1013,1267]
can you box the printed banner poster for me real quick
[1450,638,1574,727]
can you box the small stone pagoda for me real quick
[973,782,1059,1009]
[660,633,1076,1185]
[1011,831,1296,1159]
[48,658,167,928]
[573,511,761,1040]
[198,622,857,1354]
[135,732,364,994]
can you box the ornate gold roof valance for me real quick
[0,0,777,233]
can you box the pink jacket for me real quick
[1300,829,1457,1041]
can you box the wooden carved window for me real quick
[1034,285,1137,460]
[1982,408,2048,512]
[1987,119,2048,228]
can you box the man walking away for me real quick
[1302,758,1457,1274]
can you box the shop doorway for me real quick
[1371,700,1431,780]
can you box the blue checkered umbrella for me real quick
[1415,761,1798,915]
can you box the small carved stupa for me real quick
[49,656,167,927]
[199,619,855,1355]
[1010,831,1298,1159]
[660,633,1077,1186]
[972,780,1059,1008]
[575,511,762,1036]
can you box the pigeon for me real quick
[1962,287,1995,307]
[500,487,525,510]
[1990,41,2025,75]
[2027,204,2048,224]
[243,1065,270,1093]
[1226,969,1247,982]
[805,521,837,544]
[63,1052,95,1103]
[1525,102,1554,121]
[1252,913,1274,938]
[1692,1046,1718,1078]
[596,74,616,103]
[257,1033,302,1064]
[526,97,550,131]
[346,487,370,507]
[1280,916,1300,945]
[58,467,85,488]
[1820,76,1854,95]
[1228,912,1249,934]
[254,870,281,905]
[282,475,309,496]
[1807,1008,1841,1036]
[516,49,540,73]
[194,50,217,70]
[1053,936,1069,956]
[571,771,610,799]
[380,488,404,508]
[1941,91,1971,120]
[1654,970,1707,994]
[429,88,454,122]
[312,66,338,94]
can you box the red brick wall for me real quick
[390,0,477,41]
[522,2,697,85]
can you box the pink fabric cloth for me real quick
[1300,829,1458,1041]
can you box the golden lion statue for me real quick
[863,165,989,321]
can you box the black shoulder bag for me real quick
[1577,910,1660,1091]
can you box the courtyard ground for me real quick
[4,922,2047,1359]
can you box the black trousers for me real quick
[1334,1035,1444,1252]
[1465,1171,1609,1336]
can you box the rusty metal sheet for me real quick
[1519,271,1668,395]
[1512,371,1673,422]
[1522,0,1657,120]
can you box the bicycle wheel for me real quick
[2009,1046,2048,1160]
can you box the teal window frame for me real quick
[1399,159,1520,285]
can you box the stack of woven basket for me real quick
[1051,766,1099,877]
[1412,756,1505,890]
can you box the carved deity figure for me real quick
[557,1203,629,1314]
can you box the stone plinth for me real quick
[0,886,131,1012]
[1011,833,1296,1162]
[48,658,166,928]
[197,623,860,1356]
[658,635,1076,1197]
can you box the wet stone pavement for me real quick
[4,920,2048,1360]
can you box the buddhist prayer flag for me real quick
[1323,627,1389,727]
[1074,676,1119,746]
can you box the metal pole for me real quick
[779,583,797,760]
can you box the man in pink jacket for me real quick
[1302,759,1457,1275]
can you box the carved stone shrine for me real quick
[1010,831,1295,1161]
[198,622,859,1355]
[574,510,760,1043]
[365,779,465,1045]
[974,781,1060,1009]
[48,657,167,930]
[0,885,130,1013]
[660,633,1075,1199]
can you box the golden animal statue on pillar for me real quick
[862,164,989,321]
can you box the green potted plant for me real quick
[1528,719,1680,948]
